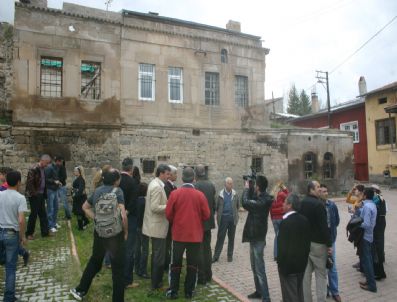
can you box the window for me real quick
[376,118,396,146]
[40,57,62,97]
[142,159,156,174]
[81,61,101,99]
[323,152,334,179]
[251,157,263,173]
[205,72,219,105]
[303,152,316,179]
[235,75,248,107]
[168,67,183,103]
[221,49,228,63]
[378,97,387,105]
[139,63,155,101]
[340,121,359,143]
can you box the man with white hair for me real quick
[213,177,240,263]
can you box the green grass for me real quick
[71,220,238,301]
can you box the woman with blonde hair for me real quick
[72,166,89,230]
[270,181,289,261]
[92,164,112,189]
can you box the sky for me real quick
[7,0,397,108]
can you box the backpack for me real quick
[94,187,123,238]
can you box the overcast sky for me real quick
[12,0,397,107]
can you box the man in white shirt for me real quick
[0,170,28,302]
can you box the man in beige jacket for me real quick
[142,164,171,293]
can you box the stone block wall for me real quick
[0,23,13,117]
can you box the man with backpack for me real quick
[70,169,128,302]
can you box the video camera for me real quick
[243,167,257,199]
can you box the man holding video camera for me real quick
[242,175,273,302]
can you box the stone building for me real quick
[0,1,354,193]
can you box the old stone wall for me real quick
[0,23,13,118]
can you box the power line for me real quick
[330,15,397,74]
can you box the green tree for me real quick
[287,84,301,115]
[300,89,312,115]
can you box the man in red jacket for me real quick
[165,167,210,300]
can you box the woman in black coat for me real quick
[72,166,89,230]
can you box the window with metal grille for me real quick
[340,121,359,143]
[139,63,155,101]
[205,72,219,105]
[81,61,101,100]
[323,152,334,179]
[235,75,248,107]
[376,118,396,145]
[142,159,156,174]
[221,49,228,63]
[251,157,263,173]
[304,152,316,179]
[168,67,183,103]
[40,57,63,97]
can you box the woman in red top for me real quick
[270,181,289,261]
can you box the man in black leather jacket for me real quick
[242,175,273,302]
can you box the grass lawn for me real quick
[71,220,239,302]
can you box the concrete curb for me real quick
[67,220,82,273]
[212,275,249,302]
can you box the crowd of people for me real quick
[0,154,389,302]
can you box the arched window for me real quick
[221,49,228,63]
[303,152,316,179]
[323,152,334,179]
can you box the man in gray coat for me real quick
[213,177,240,263]
[195,165,216,285]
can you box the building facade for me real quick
[0,1,354,193]
[363,81,397,185]
[289,99,368,181]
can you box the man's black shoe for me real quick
[211,257,218,263]
[166,289,178,300]
[247,291,262,299]
[23,250,30,266]
[185,292,193,299]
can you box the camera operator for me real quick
[242,175,273,302]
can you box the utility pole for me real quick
[105,0,113,11]
[316,70,331,128]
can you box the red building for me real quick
[289,98,368,181]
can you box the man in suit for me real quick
[142,164,171,293]
[300,180,332,302]
[195,165,216,285]
[277,193,310,302]
[164,165,178,271]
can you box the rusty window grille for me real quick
[235,75,248,107]
[221,49,228,63]
[81,61,101,100]
[251,157,263,173]
[168,67,183,103]
[40,57,63,97]
[323,152,334,179]
[142,159,156,174]
[304,152,316,179]
[139,63,155,101]
[205,72,219,105]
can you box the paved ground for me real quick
[211,189,396,302]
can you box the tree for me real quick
[300,89,312,115]
[287,84,312,116]
[287,85,301,115]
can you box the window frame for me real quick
[168,67,183,104]
[142,159,156,174]
[40,56,63,98]
[251,156,263,173]
[303,152,316,179]
[138,63,155,101]
[340,121,359,143]
[80,61,101,100]
[205,72,220,106]
[221,49,228,63]
[375,118,396,146]
[323,152,334,179]
[235,75,249,107]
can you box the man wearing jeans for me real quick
[359,188,377,293]
[45,159,61,233]
[242,175,273,302]
[0,171,28,302]
[300,181,332,302]
[320,184,341,302]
